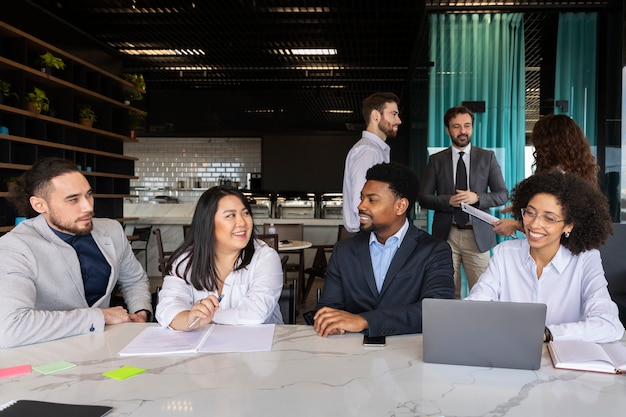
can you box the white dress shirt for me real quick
[156,240,284,326]
[467,239,624,343]
[342,130,391,232]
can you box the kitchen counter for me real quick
[123,204,343,226]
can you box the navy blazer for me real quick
[311,225,454,337]
[417,146,508,252]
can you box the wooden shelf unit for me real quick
[0,21,144,224]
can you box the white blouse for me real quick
[156,240,284,327]
[467,239,624,343]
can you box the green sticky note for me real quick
[33,360,77,375]
[102,365,146,381]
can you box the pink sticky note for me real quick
[0,364,31,378]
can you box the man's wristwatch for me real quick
[544,326,553,342]
[135,309,153,322]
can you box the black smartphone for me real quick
[363,335,386,347]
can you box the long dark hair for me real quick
[165,186,256,291]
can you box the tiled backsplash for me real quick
[124,137,261,203]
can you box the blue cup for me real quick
[0,126,8,134]
[15,216,26,226]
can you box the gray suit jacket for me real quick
[417,146,508,252]
[0,215,152,348]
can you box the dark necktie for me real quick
[454,151,469,227]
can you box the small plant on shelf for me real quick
[0,79,19,104]
[25,87,50,114]
[128,110,146,138]
[122,73,146,102]
[36,51,66,73]
[77,104,97,127]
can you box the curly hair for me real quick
[510,171,612,254]
[531,114,599,185]
[365,162,419,215]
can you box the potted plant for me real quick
[25,87,50,114]
[36,51,66,74]
[122,73,146,103]
[128,110,146,138]
[0,79,19,105]
[3,176,18,192]
[77,104,97,127]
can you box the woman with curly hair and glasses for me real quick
[493,114,600,237]
[467,171,623,343]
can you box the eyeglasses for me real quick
[520,208,565,226]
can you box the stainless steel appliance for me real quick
[319,193,343,219]
[244,191,272,218]
[275,192,316,219]
[247,172,262,190]
[150,196,179,204]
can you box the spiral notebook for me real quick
[0,400,112,417]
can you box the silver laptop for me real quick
[422,298,547,370]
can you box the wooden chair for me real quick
[301,225,355,303]
[153,228,173,278]
[130,226,152,272]
[256,233,279,251]
[278,279,297,324]
[263,222,304,273]
[257,233,289,279]
[183,224,192,239]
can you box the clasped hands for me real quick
[101,306,149,324]
[313,307,368,337]
[449,189,479,208]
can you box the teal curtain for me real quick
[427,13,526,296]
[428,13,526,192]
[554,12,597,146]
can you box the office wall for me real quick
[124,137,261,203]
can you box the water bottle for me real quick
[268,223,276,235]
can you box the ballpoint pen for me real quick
[188,295,223,329]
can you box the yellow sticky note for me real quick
[102,365,146,380]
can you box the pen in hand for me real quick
[188,295,223,329]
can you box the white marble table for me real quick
[2,324,625,416]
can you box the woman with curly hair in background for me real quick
[467,171,624,343]
[493,114,600,237]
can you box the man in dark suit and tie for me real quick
[418,106,508,298]
[310,162,454,337]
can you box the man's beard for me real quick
[49,212,94,236]
[379,119,398,138]
[451,134,471,148]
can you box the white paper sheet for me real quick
[118,324,276,356]
[461,202,517,238]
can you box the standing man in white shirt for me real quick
[418,106,508,298]
[342,92,402,233]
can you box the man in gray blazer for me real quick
[0,158,152,348]
[418,106,508,298]
[309,162,454,337]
